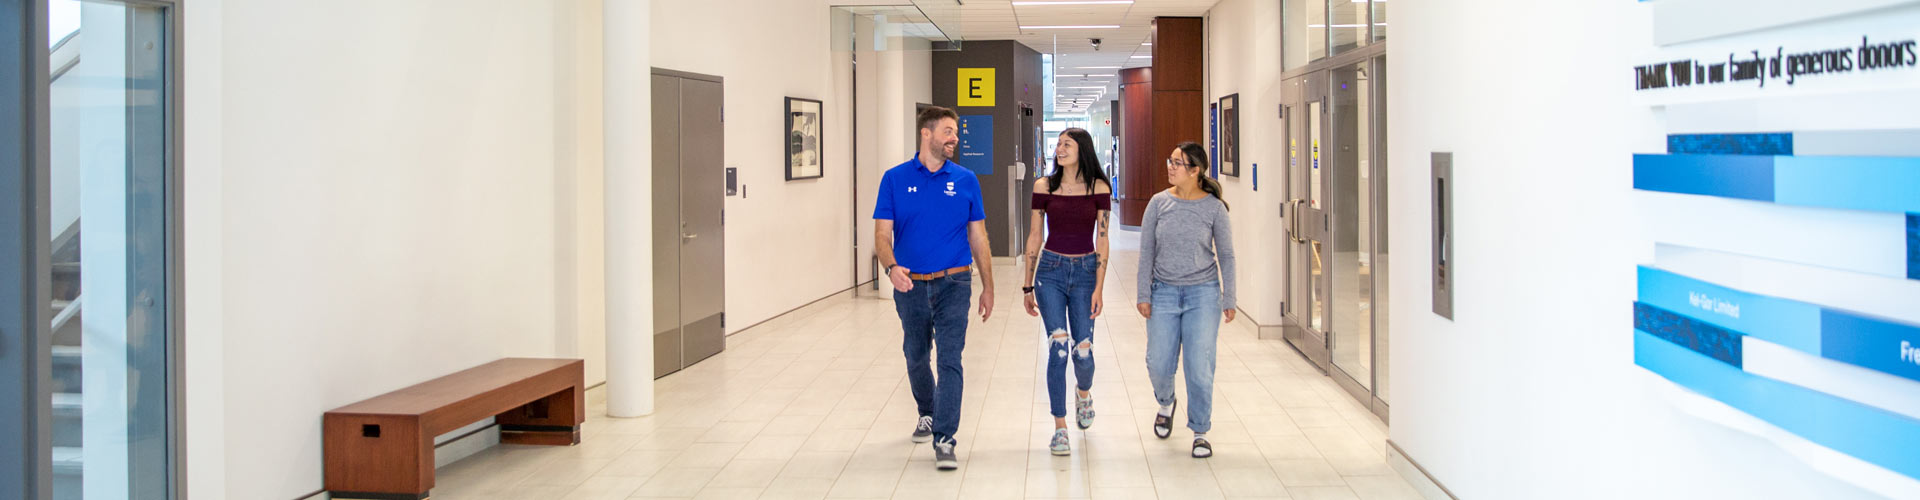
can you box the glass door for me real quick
[1281,56,1390,420]
[1282,73,1333,368]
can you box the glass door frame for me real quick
[5,0,57,496]
[5,0,185,497]
[1277,42,1389,421]
[1281,72,1332,371]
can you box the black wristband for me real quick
[1022,286,1035,294]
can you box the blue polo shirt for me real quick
[873,156,986,273]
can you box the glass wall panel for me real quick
[1331,0,1370,55]
[1372,0,1388,43]
[1330,60,1372,389]
[47,1,175,498]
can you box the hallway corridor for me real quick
[431,235,1422,500]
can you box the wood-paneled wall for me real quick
[1116,17,1203,227]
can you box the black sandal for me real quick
[1192,437,1212,458]
[1153,399,1176,439]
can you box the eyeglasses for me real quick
[1166,158,1191,168]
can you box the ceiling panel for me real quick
[926,0,1223,113]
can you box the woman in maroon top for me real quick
[1021,128,1113,456]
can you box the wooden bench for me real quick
[324,358,585,500]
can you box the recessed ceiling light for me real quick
[1011,0,1133,5]
[1076,66,1122,69]
[1131,55,1151,59]
[1062,86,1106,89]
[1021,25,1121,29]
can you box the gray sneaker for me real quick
[912,416,933,443]
[933,437,959,470]
[1049,429,1071,456]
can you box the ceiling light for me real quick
[1062,86,1107,89]
[1131,55,1150,59]
[1021,25,1121,29]
[1308,23,1387,28]
[1011,0,1133,5]
[1076,66,1122,69]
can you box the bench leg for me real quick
[497,384,583,446]
[324,414,433,499]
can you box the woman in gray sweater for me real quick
[1136,141,1237,458]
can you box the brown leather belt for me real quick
[907,266,971,281]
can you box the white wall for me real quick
[184,0,600,497]
[1389,1,1914,499]
[651,0,858,332]
[1206,0,1288,326]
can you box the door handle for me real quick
[1285,199,1308,243]
[682,233,698,241]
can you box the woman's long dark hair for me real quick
[1175,141,1228,210]
[1048,128,1111,194]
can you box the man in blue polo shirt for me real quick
[874,105,995,471]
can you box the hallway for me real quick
[431,235,1421,500]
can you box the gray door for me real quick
[650,74,684,378]
[678,78,726,367]
[650,70,727,378]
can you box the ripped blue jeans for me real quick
[1034,251,1098,418]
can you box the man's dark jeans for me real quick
[894,271,971,441]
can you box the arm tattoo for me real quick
[1096,212,1109,238]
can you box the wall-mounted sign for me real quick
[957,68,995,107]
[957,115,994,175]
[1632,32,1920,105]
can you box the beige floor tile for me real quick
[631,466,719,498]
[780,451,854,478]
[1287,485,1361,500]
[1270,458,1345,487]
[689,487,763,500]
[1341,474,1425,500]
[1212,466,1289,498]
[705,459,787,489]
[557,475,648,500]
[760,477,837,500]
[1151,474,1227,500]
[669,442,748,469]
[425,254,1406,500]
[1088,487,1161,500]
[825,464,905,498]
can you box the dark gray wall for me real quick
[933,40,1044,257]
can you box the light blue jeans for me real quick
[1145,280,1221,433]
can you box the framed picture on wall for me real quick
[1219,93,1240,177]
[786,97,825,181]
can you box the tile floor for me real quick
[432,233,1423,500]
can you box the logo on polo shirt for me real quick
[945,181,956,196]
[908,186,918,193]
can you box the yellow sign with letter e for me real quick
[957,68,995,107]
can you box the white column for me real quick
[603,0,653,417]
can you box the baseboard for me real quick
[1388,440,1459,500]
[727,282,868,337]
[433,421,500,469]
[1238,308,1289,340]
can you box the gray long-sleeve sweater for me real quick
[1136,190,1237,309]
